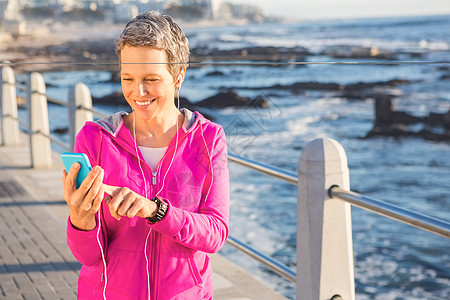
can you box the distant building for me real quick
[0,0,22,21]
[228,3,264,22]
[176,0,221,19]
[113,3,138,23]
[130,0,166,13]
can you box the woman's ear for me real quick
[176,69,186,88]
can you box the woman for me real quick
[62,11,230,300]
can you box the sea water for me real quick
[17,14,449,299]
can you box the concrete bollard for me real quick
[27,72,52,169]
[1,65,21,145]
[297,138,355,300]
[69,82,93,151]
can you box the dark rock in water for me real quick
[391,111,422,125]
[53,127,69,134]
[196,90,269,108]
[374,97,394,126]
[321,45,394,59]
[177,97,215,120]
[366,124,410,138]
[417,128,450,142]
[342,91,396,101]
[366,98,450,142]
[260,79,411,93]
[205,71,225,77]
[267,81,342,92]
[109,71,121,83]
[343,79,410,91]
[93,91,127,106]
[444,111,450,130]
[190,46,311,64]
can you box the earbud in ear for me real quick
[178,75,183,87]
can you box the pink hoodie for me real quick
[67,109,230,299]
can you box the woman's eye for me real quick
[122,78,132,82]
[146,78,159,82]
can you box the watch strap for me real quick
[146,196,168,224]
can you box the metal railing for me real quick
[226,235,296,282]
[2,66,450,299]
[228,152,297,185]
[329,185,450,239]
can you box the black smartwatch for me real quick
[146,196,168,223]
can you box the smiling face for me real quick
[120,46,179,122]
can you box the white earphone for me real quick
[178,75,183,89]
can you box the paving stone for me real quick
[36,284,57,298]
[26,271,47,285]
[11,273,34,291]
[21,291,41,300]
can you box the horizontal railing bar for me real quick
[329,186,450,239]
[226,235,296,282]
[228,153,297,185]
[48,134,72,151]
[17,117,28,128]
[81,106,108,118]
[16,82,26,91]
[2,61,450,66]
[47,96,68,107]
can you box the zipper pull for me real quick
[152,171,157,186]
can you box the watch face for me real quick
[147,198,168,223]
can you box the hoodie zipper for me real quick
[152,171,157,187]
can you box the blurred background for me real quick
[1,1,449,299]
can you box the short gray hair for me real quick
[115,11,190,79]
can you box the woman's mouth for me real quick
[135,99,155,106]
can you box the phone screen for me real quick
[61,153,92,189]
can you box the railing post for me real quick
[27,72,52,169]
[69,82,93,151]
[1,65,21,145]
[297,138,355,300]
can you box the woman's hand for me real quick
[103,185,157,221]
[62,163,105,231]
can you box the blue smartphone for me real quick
[61,152,92,189]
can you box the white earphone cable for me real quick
[97,208,107,300]
[133,112,152,300]
[155,77,182,196]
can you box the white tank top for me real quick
[138,146,168,171]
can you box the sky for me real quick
[229,0,450,20]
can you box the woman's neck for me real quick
[126,108,184,148]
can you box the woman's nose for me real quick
[134,82,147,97]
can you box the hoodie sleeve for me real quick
[66,124,106,266]
[149,125,230,253]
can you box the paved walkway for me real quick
[0,134,287,299]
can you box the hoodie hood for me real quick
[92,108,201,137]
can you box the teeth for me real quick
[136,100,154,106]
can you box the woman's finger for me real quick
[109,205,122,220]
[82,168,104,211]
[62,169,68,183]
[107,188,126,220]
[64,163,80,191]
[117,192,134,217]
[126,198,146,219]
[77,166,102,196]
[92,181,105,212]
[103,184,121,196]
